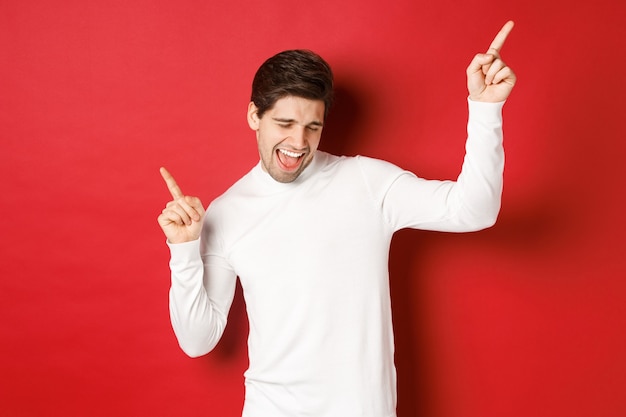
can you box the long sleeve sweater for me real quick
[167,99,505,417]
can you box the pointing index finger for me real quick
[160,167,184,199]
[487,20,514,53]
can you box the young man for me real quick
[158,21,516,417]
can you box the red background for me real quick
[2,1,626,416]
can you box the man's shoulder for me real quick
[346,153,406,176]
[206,165,258,212]
[317,151,395,170]
[316,151,408,183]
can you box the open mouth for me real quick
[276,148,305,172]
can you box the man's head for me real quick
[247,50,334,183]
[250,49,334,121]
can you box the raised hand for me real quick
[157,167,205,244]
[467,20,517,102]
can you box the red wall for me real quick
[2,1,625,416]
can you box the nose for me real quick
[289,126,308,148]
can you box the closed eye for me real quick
[307,122,323,132]
[272,118,323,131]
[273,119,294,129]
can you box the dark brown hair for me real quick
[251,49,334,120]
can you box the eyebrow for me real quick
[272,117,324,127]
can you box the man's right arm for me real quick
[158,167,237,357]
[167,238,237,357]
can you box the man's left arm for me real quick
[378,21,517,232]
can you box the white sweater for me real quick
[168,99,505,417]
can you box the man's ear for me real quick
[247,102,260,130]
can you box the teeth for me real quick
[279,149,304,158]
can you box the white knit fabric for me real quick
[168,99,505,417]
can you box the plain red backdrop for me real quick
[1,0,625,416]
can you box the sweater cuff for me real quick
[167,239,202,269]
[467,97,505,124]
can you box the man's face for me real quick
[247,96,325,183]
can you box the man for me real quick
[158,21,516,417]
